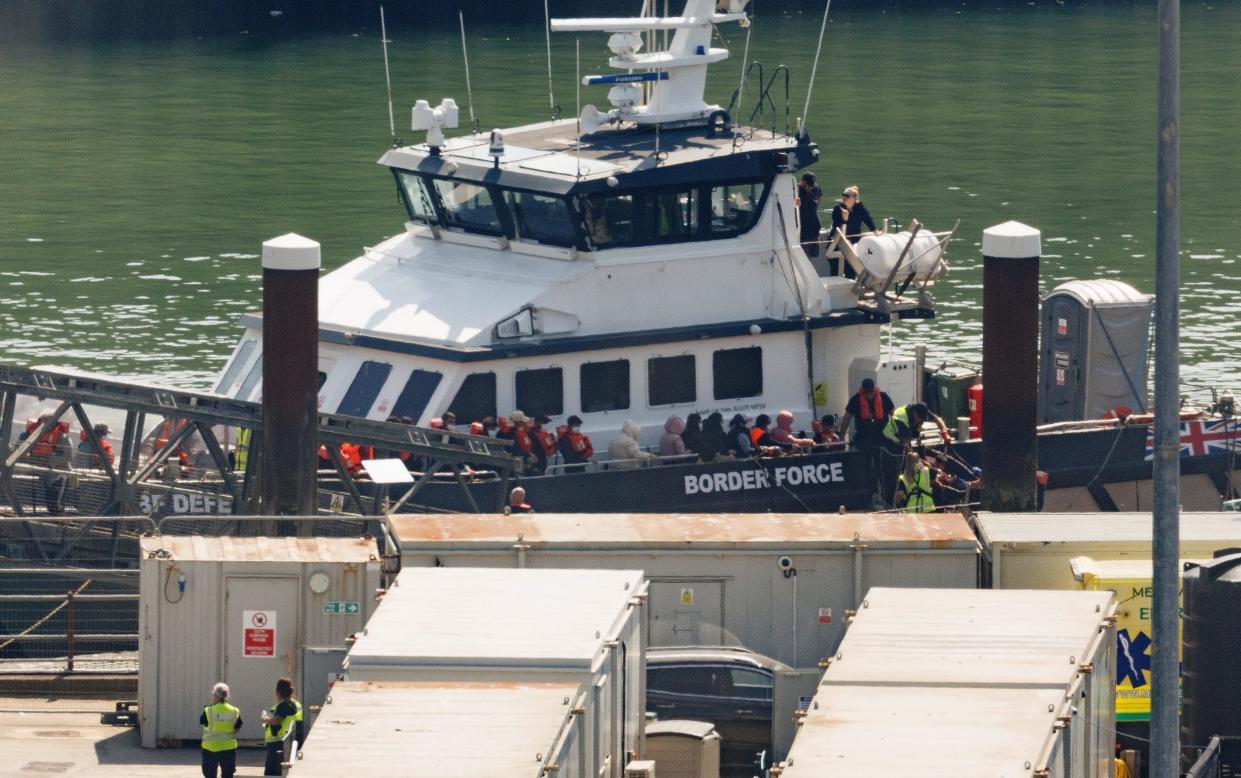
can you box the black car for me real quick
[645,646,788,776]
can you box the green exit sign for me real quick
[324,601,360,615]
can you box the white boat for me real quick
[212,0,949,460]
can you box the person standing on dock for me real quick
[262,677,303,776]
[200,682,242,778]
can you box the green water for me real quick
[1,4,1238,397]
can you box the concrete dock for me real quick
[0,696,266,777]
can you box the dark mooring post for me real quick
[259,233,321,517]
[981,221,1041,512]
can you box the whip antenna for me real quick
[459,11,478,133]
[543,0,556,118]
[379,6,397,145]
[800,0,832,134]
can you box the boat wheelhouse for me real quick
[213,0,950,456]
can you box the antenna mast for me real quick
[800,0,832,134]
[543,0,556,118]
[379,6,397,144]
[458,11,478,133]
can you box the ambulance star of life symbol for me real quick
[1116,628,1152,688]
[251,612,268,628]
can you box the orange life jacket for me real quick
[567,430,593,459]
[430,418,445,430]
[857,389,886,421]
[496,416,512,435]
[469,421,486,436]
[79,429,115,467]
[339,443,370,475]
[155,418,189,450]
[749,427,765,446]
[27,420,69,458]
[513,427,535,454]
[536,427,557,456]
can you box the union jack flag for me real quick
[1144,419,1241,460]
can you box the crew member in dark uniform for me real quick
[797,172,823,258]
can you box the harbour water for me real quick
[1,3,1238,399]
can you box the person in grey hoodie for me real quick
[659,415,687,456]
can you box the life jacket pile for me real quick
[319,443,372,476]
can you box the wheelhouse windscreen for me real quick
[431,179,504,234]
[504,190,576,247]
[398,172,437,224]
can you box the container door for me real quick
[647,579,725,646]
[224,575,300,741]
[1041,296,1084,422]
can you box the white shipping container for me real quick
[289,680,592,778]
[138,535,381,748]
[344,567,647,777]
[977,511,1241,589]
[780,588,1117,778]
[387,512,979,668]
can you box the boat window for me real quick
[397,172,437,224]
[391,369,443,423]
[237,355,263,401]
[713,346,763,400]
[584,193,636,247]
[318,371,329,390]
[643,188,698,241]
[505,190,576,247]
[580,360,630,412]
[337,361,393,417]
[515,367,564,417]
[447,372,496,423]
[215,339,257,394]
[431,179,504,235]
[708,181,767,236]
[648,355,696,406]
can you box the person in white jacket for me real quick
[607,419,655,469]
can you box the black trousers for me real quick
[264,741,284,776]
[201,748,236,778]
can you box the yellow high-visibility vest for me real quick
[201,702,240,752]
[264,698,303,744]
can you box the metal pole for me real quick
[259,234,321,518]
[65,589,75,673]
[1152,0,1181,773]
[980,221,1042,512]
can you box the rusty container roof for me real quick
[388,512,977,552]
[139,535,379,563]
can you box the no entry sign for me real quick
[243,610,276,657]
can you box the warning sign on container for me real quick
[818,607,832,625]
[1057,318,1068,336]
[679,588,694,606]
[243,610,276,657]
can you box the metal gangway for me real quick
[0,363,519,564]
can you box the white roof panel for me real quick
[977,511,1241,545]
[138,535,377,563]
[292,680,579,778]
[825,588,1113,688]
[781,685,1064,778]
[347,567,643,670]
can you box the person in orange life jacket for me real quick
[24,414,71,465]
[76,423,115,469]
[505,411,542,471]
[813,415,843,447]
[556,415,594,469]
[771,410,816,450]
[470,416,498,437]
[533,415,558,458]
[322,442,371,477]
[507,486,533,514]
[748,414,776,447]
[839,378,894,451]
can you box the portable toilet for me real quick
[1040,279,1153,422]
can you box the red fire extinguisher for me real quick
[968,382,984,439]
